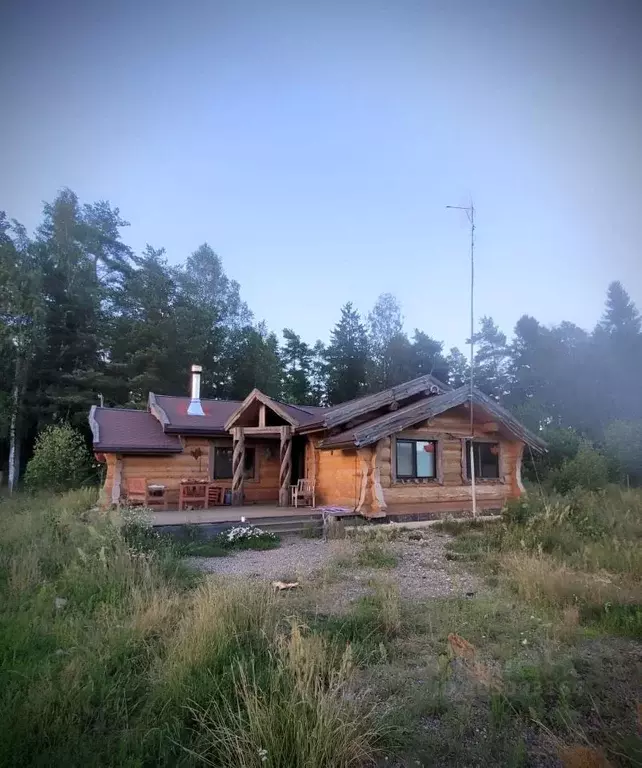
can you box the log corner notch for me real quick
[279,426,292,506]
[232,427,245,505]
[356,442,387,519]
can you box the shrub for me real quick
[603,419,642,485]
[549,442,609,494]
[23,423,93,492]
[356,541,398,568]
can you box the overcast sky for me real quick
[1,0,641,350]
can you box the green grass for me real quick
[332,541,398,570]
[0,491,386,767]
[3,486,640,767]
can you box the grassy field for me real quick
[0,488,640,767]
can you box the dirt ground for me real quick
[188,531,481,602]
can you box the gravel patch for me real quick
[187,531,481,602]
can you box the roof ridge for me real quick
[155,393,242,404]
[274,399,327,415]
[95,406,152,413]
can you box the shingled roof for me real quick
[89,406,183,454]
[318,386,546,452]
[149,393,242,434]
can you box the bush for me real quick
[603,419,642,485]
[23,423,93,492]
[549,441,608,494]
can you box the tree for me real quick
[223,323,284,400]
[308,340,328,406]
[603,420,642,485]
[281,328,313,404]
[411,330,449,383]
[446,347,469,389]
[24,423,92,492]
[183,243,252,330]
[0,214,44,490]
[325,303,369,405]
[592,282,642,426]
[107,246,187,405]
[600,281,641,339]
[367,293,407,390]
[472,316,510,401]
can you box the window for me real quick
[396,439,437,479]
[465,441,500,480]
[212,446,256,480]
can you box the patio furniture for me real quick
[207,484,224,506]
[179,480,208,511]
[290,478,315,508]
[124,478,168,509]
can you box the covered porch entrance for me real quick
[225,389,310,507]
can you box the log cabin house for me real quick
[89,365,546,519]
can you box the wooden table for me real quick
[178,481,225,511]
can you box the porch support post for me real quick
[232,427,245,505]
[112,454,123,507]
[371,440,387,516]
[279,426,292,506]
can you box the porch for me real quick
[147,498,503,527]
[150,504,310,526]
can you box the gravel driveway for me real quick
[187,532,480,602]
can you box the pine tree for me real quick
[446,347,469,388]
[600,281,641,338]
[472,316,510,401]
[325,303,369,405]
[411,330,449,383]
[281,328,313,404]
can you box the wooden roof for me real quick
[300,373,450,432]
[318,386,546,452]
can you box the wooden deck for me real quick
[150,505,315,526]
[149,499,502,526]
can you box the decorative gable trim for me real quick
[224,389,300,431]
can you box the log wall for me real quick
[101,437,281,506]
[377,406,522,507]
[312,444,361,509]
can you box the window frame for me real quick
[395,438,438,481]
[210,441,258,482]
[463,439,502,482]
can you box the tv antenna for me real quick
[446,201,477,517]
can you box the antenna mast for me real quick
[446,201,477,518]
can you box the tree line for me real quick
[2,189,641,488]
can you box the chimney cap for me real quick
[191,364,203,373]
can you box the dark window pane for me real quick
[396,441,414,477]
[466,441,499,479]
[213,447,233,479]
[243,447,255,479]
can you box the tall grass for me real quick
[0,492,386,767]
[447,487,642,637]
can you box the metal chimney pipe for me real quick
[187,364,205,416]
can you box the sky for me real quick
[1,0,641,351]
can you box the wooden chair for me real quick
[124,478,167,509]
[207,484,223,507]
[179,481,207,511]
[290,478,316,508]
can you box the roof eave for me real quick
[93,445,183,455]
